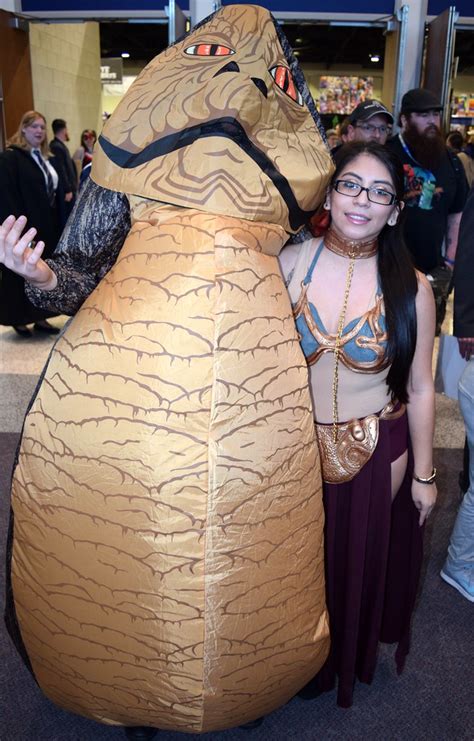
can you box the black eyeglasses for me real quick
[333,179,397,206]
[355,123,391,135]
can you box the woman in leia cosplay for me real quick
[280,141,437,708]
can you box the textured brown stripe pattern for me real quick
[92,4,333,234]
[11,206,328,731]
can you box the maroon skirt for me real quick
[315,410,423,707]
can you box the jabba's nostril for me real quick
[251,77,268,98]
[213,65,268,98]
[214,61,240,76]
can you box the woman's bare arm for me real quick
[0,178,131,316]
[406,272,437,525]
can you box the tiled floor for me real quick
[0,316,67,433]
[0,315,67,372]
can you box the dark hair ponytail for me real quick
[332,142,418,402]
[377,217,417,403]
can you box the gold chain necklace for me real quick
[332,256,356,443]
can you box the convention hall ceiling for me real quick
[100,21,474,74]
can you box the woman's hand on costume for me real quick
[411,480,437,526]
[0,215,57,290]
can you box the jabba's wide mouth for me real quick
[98,117,315,231]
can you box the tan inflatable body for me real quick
[9,5,333,732]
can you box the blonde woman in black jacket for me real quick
[0,110,61,336]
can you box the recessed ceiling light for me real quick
[121,52,130,58]
[369,53,380,62]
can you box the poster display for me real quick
[318,75,374,114]
[451,94,474,118]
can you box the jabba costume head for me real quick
[93,4,333,233]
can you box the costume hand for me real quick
[457,337,474,360]
[411,480,437,526]
[0,215,57,290]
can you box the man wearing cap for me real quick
[329,100,393,155]
[387,88,468,282]
[346,99,394,145]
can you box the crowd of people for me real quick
[0,72,472,737]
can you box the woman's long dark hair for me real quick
[331,142,417,403]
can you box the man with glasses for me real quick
[346,99,393,145]
[387,88,469,332]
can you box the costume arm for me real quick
[406,272,437,526]
[25,178,130,315]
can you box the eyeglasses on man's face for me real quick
[333,179,397,206]
[355,122,391,135]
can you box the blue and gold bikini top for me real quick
[292,242,389,373]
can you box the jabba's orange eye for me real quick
[269,66,303,106]
[185,44,235,56]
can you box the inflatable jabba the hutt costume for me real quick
[7,4,334,732]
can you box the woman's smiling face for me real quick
[327,153,400,243]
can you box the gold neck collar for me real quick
[324,227,378,259]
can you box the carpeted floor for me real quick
[1,325,473,740]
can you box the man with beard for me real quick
[387,88,468,331]
[49,118,77,224]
